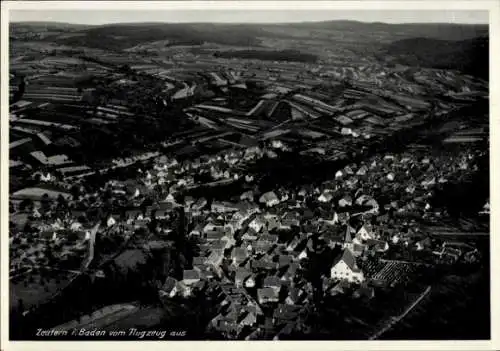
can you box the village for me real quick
[8,20,490,340]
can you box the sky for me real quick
[9,9,489,25]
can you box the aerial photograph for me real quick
[6,7,490,341]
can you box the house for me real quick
[343,225,356,249]
[40,231,57,241]
[156,201,175,218]
[176,281,192,298]
[273,322,296,340]
[189,224,203,238]
[239,305,258,326]
[192,197,208,211]
[263,275,282,293]
[231,247,249,266]
[337,212,350,224]
[254,240,273,254]
[280,212,300,228]
[264,214,280,231]
[279,262,299,283]
[159,277,178,298]
[182,269,201,285]
[32,207,42,219]
[260,233,278,244]
[345,176,360,189]
[364,199,380,213]
[329,279,351,296]
[321,212,339,226]
[353,285,375,299]
[278,255,293,269]
[285,286,306,305]
[221,234,236,250]
[165,192,181,204]
[245,274,257,288]
[356,225,374,242]
[341,127,353,136]
[356,165,368,176]
[318,191,334,203]
[204,225,226,241]
[479,201,490,215]
[441,247,461,262]
[352,243,366,257]
[391,234,401,244]
[240,190,254,202]
[338,195,353,208]
[257,287,279,304]
[234,267,252,288]
[330,248,365,283]
[40,172,52,182]
[229,212,245,230]
[259,192,280,207]
[421,176,436,188]
[198,265,215,280]
[320,228,345,248]
[366,239,389,253]
[355,194,372,207]
[297,249,308,260]
[241,228,259,241]
[248,216,265,233]
[192,256,206,269]
[206,249,224,270]
[183,196,195,208]
[272,304,301,325]
[212,201,240,213]
[344,165,355,175]
[125,208,143,220]
[106,216,116,227]
[415,237,432,251]
[285,236,302,252]
[251,256,277,271]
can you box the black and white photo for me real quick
[1,1,498,349]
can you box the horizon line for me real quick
[9,19,489,26]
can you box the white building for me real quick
[330,248,365,283]
[259,191,280,207]
[107,216,116,227]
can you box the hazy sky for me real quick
[9,10,489,25]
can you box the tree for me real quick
[18,298,25,313]
[57,194,68,211]
[19,199,34,212]
[41,193,53,212]
[70,185,81,200]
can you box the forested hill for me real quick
[10,21,489,73]
[11,20,488,50]
[382,36,489,79]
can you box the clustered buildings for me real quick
[9,34,489,339]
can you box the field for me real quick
[11,187,72,201]
[103,306,166,331]
[10,270,78,311]
[9,212,29,229]
[381,269,490,340]
[308,283,430,340]
[362,259,421,286]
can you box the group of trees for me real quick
[383,36,489,80]
[214,49,318,63]
[12,79,26,103]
